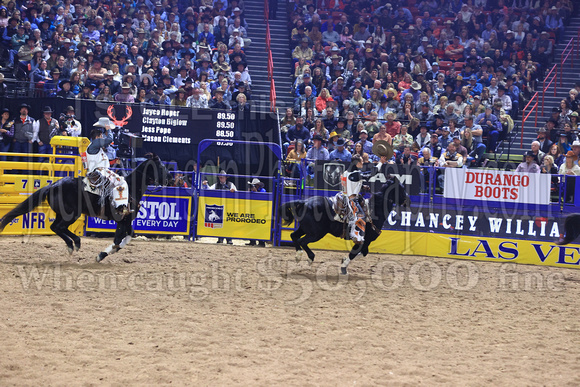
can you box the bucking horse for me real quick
[280,176,410,274]
[0,153,170,262]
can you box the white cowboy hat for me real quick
[93,117,113,127]
[248,178,261,185]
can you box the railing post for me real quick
[560,51,563,88]
[520,112,525,149]
[541,78,545,116]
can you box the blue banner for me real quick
[86,193,192,235]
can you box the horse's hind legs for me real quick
[298,235,319,263]
[50,214,75,254]
[291,229,305,262]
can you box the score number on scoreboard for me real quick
[215,112,236,144]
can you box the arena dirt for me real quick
[1,236,579,386]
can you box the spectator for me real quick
[59,106,82,137]
[286,116,311,148]
[115,83,136,103]
[287,139,307,161]
[427,133,442,159]
[396,145,417,165]
[494,85,512,115]
[542,154,559,176]
[373,124,393,145]
[315,88,334,114]
[352,142,370,163]
[560,151,580,175]
[186,86,208,108]
[516,151,541,173]
[537,128,553,154]
[530,141,545,166]
[12,103,37,162]
[329,138,352,162]
[436,142,463,188]
[0,108,14,160]
[356,129,373,156]
[306,135,329,161]
[392,125,414,151]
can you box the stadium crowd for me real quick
[284,0,578,173]
[0,0,253,109]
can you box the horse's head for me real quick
[373,175,410,220]
[384,175,410,208]
[142,153,172,186]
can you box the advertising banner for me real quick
[196,193,273,240]
[86,194,192,235]
[313,161,423,195]
[382,208,561,242]
[306,230,580,269]
[444,168,551,205]
[0,204,84,236]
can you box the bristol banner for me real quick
[86,193,192,235]
[444,168,551,205]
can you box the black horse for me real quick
[0,154,170,262]
[280,176,410,274]
[556,214,580,245]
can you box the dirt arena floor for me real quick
[1,235,580,386]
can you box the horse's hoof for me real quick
[96,252,108,263]
[307,256,314,265]
[67,246,74,255]
[340,266,348,275]
[74,244,81,252]
[295,250,304,262]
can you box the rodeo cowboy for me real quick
[85,117,131,216]
[335,140,394,245]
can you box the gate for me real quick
[194,140,283,244]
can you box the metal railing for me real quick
[521,27,580,148]
[264,0,276,111]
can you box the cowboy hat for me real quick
[93,117,113,127]
[42,106,54,113]
[122,73,135,82]
[565,151,578,160]
[248,178,261,185]
[372,140,394,159]
[410,81,422,91]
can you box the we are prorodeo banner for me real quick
[443,168,551,205]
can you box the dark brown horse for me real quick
[0,154,170,261]
[280,176,410,274]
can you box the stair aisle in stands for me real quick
[243,0,294,112]
[515,12,580,155]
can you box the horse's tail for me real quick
[280,200,304,226]
[0,186,50,232]
[556,214,580,245]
